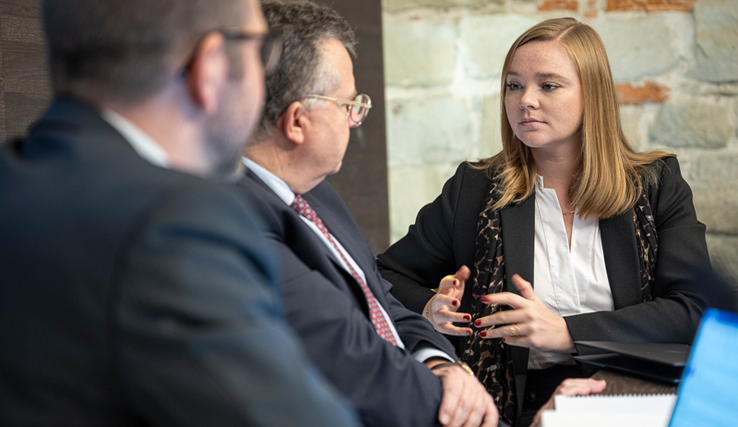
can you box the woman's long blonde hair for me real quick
[478,17,672,219]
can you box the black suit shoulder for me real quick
[378,162,491,315]
[305,180,458,357]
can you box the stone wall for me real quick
[383,0,738,282]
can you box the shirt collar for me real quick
[100,108,169,168]
[242,157,296,206]
[535,174,545,189]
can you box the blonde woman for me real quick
[378,17,710,426]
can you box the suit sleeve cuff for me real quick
[412,347,456,364]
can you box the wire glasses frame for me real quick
[304,93,372,126]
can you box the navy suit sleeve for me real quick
[305,180,457,360]
[565,157,710,344]
[116,184,359,427]
[269,236,446,427]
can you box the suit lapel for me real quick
[600,210,641,309]
[244,171,345,269]
[304,189,385,307]
[500,194,536,295]
[499,194,535,421]
[309,199,367,272]
[240,171,371,316]
[497,192,641,309]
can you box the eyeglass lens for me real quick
[350,94,371,123]
[261,33,282,76]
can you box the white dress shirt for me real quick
[244,158,454,363]
[528,175,614,370]
[101,109,169,168]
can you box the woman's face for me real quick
[504,40,583,154]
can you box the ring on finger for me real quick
[510,324,521,337]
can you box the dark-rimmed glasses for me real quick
[181,29,283,77]
[304,93,372,126]
[218,28,282,76]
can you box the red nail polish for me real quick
[466,330,472,336]
[479,331,487,337]
[463,315,471,321]
[452,300,459,307]
[502,337,506,343]
[474,320,481,327]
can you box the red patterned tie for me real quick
[291,195,399,346]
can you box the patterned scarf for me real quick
[462,181,658,426]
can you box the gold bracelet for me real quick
[430,361,475,377]
[458,361,475,376]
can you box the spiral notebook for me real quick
[541,308,738,427]
[542,394,676,427]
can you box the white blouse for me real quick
[528,175,614,370]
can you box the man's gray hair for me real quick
[252,0,356,143]
[42,0,250,104]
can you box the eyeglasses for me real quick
[304,93,372,126]
[181,29,283,77]
[217,28,283,76]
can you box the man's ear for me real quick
[185,32,228,113]
[280,101,310,144]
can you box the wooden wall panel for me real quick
[0,0,50,142]
[0,41,5,142]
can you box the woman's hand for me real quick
[475,274,575,352]
[422,266,473,336]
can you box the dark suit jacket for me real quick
[0,98,358,427]
[238,171,461,427]
[378,158,711,418]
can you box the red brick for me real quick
[538,0,578,12]
[585,0,598,17]
[607,0,695,12]
[616,82,670,105]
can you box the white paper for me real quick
[555,393,677,414]
[541,394,677,427]
[541,411,672,427]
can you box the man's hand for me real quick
[530,378,607,427]
[423,266,473,336]
[476,274,575,353]
[429,361,498,427]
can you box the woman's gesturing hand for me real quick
[422,266,473,336]
[475,274,575,352]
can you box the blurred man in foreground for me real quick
[0,0,358,425]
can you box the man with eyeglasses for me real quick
[0,0,360,426]
[239,1,500,426]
